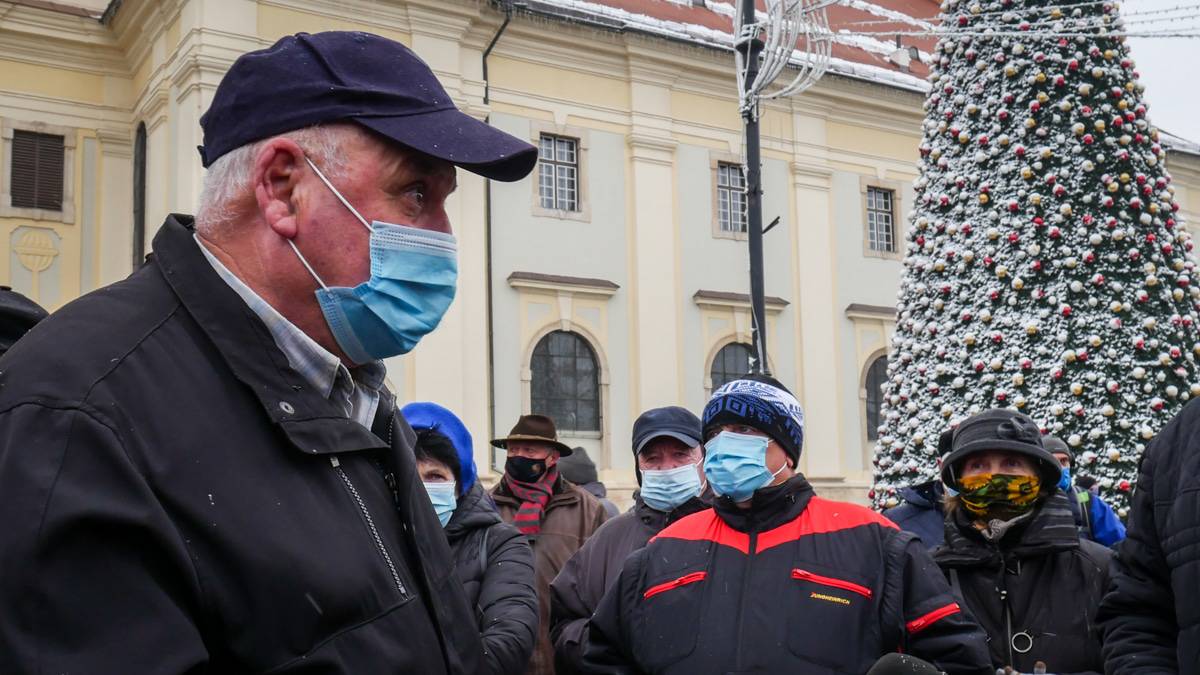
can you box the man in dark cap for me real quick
[0,286,47,356]
[582,376,991,674]
[0,32,536,674]
[490,414,609,675]
[1042,435,1125,547]
[550,406,711,672]
[933,410,1112,673]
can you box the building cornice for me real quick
[508,271,620,298]
[694,290,789,313]
[845,303,897,321]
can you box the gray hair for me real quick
[194,124,357,236]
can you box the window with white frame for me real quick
[717,162,747,233]
[538,134,579,211]
[866,187,896,253]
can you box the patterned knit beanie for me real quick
[702,374,805,465]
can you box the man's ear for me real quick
[545,453,559,468]
[253,137,306,241]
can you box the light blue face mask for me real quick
[640,461,704,512]
[703,431,787,503]
[1058,467,1072,492]
[422,481,458,528]
[289,157,458,364]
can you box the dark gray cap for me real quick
[632,406,702,455]
[939,409,1062,490]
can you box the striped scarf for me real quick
[504,468,559,536]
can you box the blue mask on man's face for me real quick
[289,157,457,364]
[1058,467,1072,492]
[703,431,786,503]
[640,462,703,512]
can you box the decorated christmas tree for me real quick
[871,0,1200,515]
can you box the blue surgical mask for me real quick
[423,481,458,528]
[640,462,703,512]
[290,157,458,364]
[703,431,787,503]
[1058,467,1072,492]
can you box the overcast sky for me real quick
[1125,0,1200,143]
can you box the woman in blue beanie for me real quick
[403,402,538,675]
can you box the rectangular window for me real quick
[717,162,747,233]
[538,134,579,211]
[10,130,65,211]
[866,187,895,253]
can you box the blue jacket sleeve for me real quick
[1087,495,1126,547]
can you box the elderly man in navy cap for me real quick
[0,32,536,674]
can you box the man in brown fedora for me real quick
[491,414,609,675]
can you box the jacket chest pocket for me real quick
[786,566,875,669]
[635,570,708,669]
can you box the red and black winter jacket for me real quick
[582,476,992,675]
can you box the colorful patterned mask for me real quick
[958,473,1041,517]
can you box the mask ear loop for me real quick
[287,156,373,291]
[304,156,373,233]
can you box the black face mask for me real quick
[506,455,548,483]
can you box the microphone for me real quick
[865,653,944,675]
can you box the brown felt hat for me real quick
[490,414,574,456]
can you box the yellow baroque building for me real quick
[2,0,1198,505]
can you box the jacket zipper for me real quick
[331,455,407,597]
[643,571,707,600]
[792,568,873,599]
[734,531,758,670]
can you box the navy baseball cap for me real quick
[198,31,537,182]
[632,406,703,455]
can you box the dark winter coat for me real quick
[933,492,1112,674]
[447,482,539,675]
[549,491,711,673]
[0,216,484,674]
[493,475,610,675]
[582,476,993,675]
[1098,397,1200,673]
[884,480,946,549]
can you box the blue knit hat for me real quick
[702,375,805,465]
[401,402,476,494]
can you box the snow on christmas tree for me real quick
[871,0,1200,515]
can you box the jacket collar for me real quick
[152,215,388,456]
[714,475,814,534]
[445,482,501,539]
[935,491,1081,566]
[633,487,713,529]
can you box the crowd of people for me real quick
[0,29,1198,675]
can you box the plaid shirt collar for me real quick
[194,236,386,415]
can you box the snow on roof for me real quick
[1161,130,1200,158]
[525,0,940,93]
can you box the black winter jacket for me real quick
[1098,398,1200,674]
[933,493,1111,674]
[550,492,710,673]
[446,482,539,675]
[582,476,993,674]
[0,216,484,674]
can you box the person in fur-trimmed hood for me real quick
[933,409,1112,674]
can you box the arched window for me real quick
[711,342,753,391]
[132,122,147,267]
[531,330,600,433]
[864,355,888,441]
